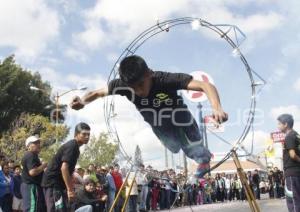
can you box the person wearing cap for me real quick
[21,135,47,212]
[277,114,300,212]
[73,165,85,193]
[42,122,90,212]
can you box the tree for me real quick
[0,113,69,161]
[0,55,64,133]
[79,133,118,168]
[134,145,143,167]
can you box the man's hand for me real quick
[70,96,85,110]
[101,195,108,202]
[67,190,76,202]
[42,162,48,169]
[212,108,228,126]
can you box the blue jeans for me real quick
[151,112,211,164]
[139,185,148,210]
[107,190,116,212]
[128,195,138,212]
[165,189,171,209]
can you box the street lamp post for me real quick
[30,86,87,143]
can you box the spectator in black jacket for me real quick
[252,169,260,200]
[21,135,47,212]
[12,165,22,212]
[75,178,104,212]
[96,166,108,194]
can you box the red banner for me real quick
[270,132,285,143]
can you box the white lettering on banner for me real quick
[271,132,286,143]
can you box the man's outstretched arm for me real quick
[186,79,228,124]
[70,87,108,110]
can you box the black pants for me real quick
[44,187,68,212]
[253,184,260,200]
[286,176,300,212]
[0,193,13,212]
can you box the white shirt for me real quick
[126,174,139,196]
[225,178,231,189]
[136,171,147,185]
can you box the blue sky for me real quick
[0,0,299,169]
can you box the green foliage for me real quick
[0,113,69,161]
[0,55,56,133]
[79,133,118,168]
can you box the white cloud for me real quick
[264,64,287,90]
[294,78,300,92]
[71,0,187,50]
[72,0,283,52]
[64,48,88,63]
[106,52,119,63]
[73,25,105,50]
[56,0,78,15]
[37,67,106,93]
[275,0,300,60]
[0,0,60,59]
[241,130,270,155]
[237,12,283,34]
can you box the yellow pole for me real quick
[109,167,133,212]
[121,172,137,212]
[232,150,260,212]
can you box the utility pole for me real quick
[183,152,188,177]
[171,153,175,169]
[198,102,210,175]
[164,146,169,168]
[197,102,208,149]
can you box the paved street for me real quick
[163,196,288,212]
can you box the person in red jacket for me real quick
[111,164,123,192]
[111,164,123,212]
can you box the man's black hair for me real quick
[84,178,95,186]
[119,55,149,85]
[74,122,90,136]
[14,165,21,170]
[277,114,294,128]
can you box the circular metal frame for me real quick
[103,17,265,172]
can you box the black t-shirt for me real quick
[108,71,193,127]
[252,174,260,185]
[21,151,43,185]
[42,139,80,189]
[283,130,300,177]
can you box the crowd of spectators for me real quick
[0,153,286,212]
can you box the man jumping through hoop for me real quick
[70,55,228,177]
